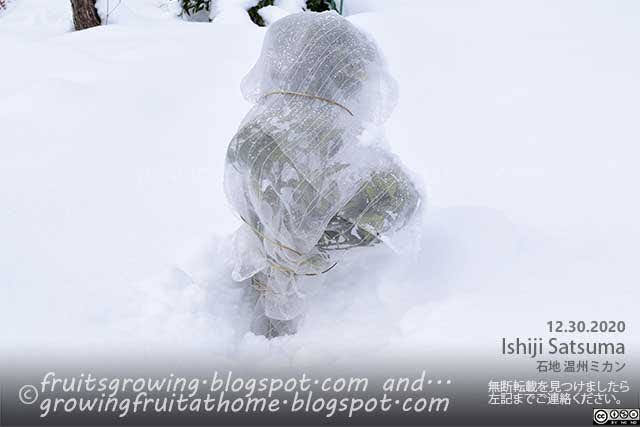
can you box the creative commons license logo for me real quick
[593,407,639,425]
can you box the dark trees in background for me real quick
[246,0,340,27]
[247,0,273,26]
[179,0,342,27]
[70,0,101,30]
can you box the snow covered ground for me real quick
[1,0,639,368]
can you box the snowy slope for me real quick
[1,0,639,366]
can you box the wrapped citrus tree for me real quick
[224,11,422,337]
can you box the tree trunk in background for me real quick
[70,0,101,31]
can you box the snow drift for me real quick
[1,0,639,368]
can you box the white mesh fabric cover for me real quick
[224,11,422,324]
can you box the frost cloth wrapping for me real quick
[224,11,421,322]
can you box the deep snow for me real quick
[1,0,639,368]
